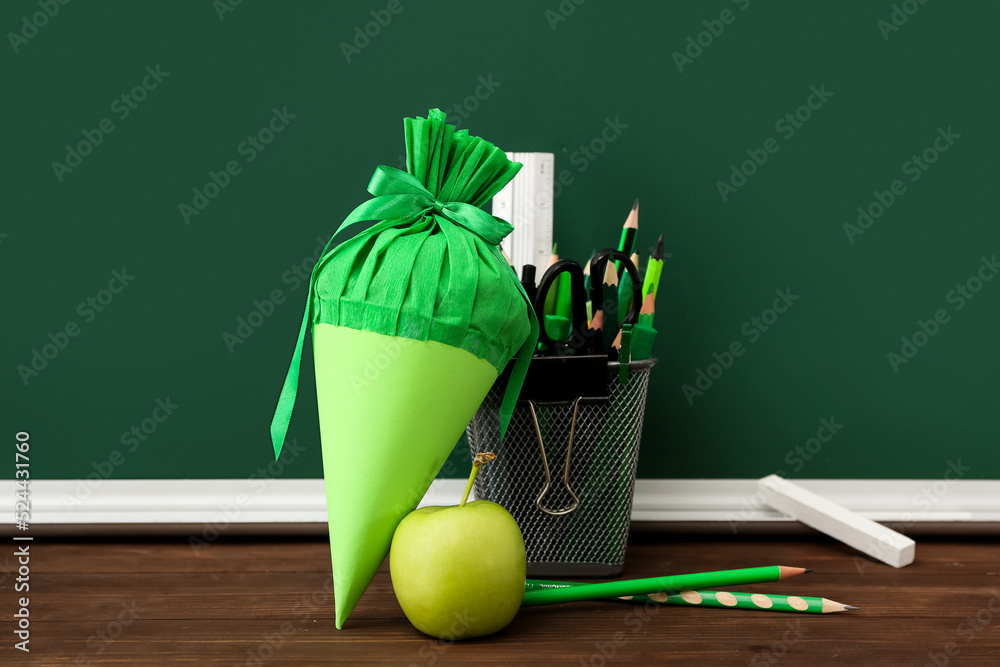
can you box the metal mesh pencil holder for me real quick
[466,357,655,576]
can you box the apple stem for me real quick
[460,452,495,507]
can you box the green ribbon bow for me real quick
[336,166,515,243]
[269,166,539,459]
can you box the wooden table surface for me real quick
[2,531,999,665]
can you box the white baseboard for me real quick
[2,478,997,536]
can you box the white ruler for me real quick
[492,152,554,275]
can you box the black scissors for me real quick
[534,259,595,356]
[534,249,642,356]
[588,248,642,352]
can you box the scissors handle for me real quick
[535,259,591,354]
[589,249,642,327]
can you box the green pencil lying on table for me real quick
[520,565,808,607]
[524,579,857,614]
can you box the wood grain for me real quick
[2,532,999,665]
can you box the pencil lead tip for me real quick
[845,605,859,611]
[779,566,811,578]
[652,234,664,260]
[632,198,639,210]
[804,569,814,574]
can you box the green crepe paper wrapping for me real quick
[269,109,539,629]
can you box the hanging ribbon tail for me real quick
[269,286,311,460]
[269,234,340,460]
[492,247,539,440]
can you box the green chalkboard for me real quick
[4,1,998,482]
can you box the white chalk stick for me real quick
[758,474,915,568]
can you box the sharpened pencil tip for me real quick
[651,234,664,260]
[603,260,618,286]
[804,569,813,574]
[624,200,639,229]
[845,605,859,611]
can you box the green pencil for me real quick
[617,251,640,326]
[641,234,664,301]
[583,248,595,295]
[542,242,559,317]
[583,249,598,325]
[615,199,639,272]
[524,580,855,614]
[600,260,619,354]
[520,566,809,607]
[637,292,655,328]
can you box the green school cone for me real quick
[270,109,539,630]
[313,325,498,628]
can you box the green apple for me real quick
[390,453,526,640]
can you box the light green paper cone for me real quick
[269,109,539,630]
[313,324,499,629]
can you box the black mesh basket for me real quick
[466,357,655,576]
